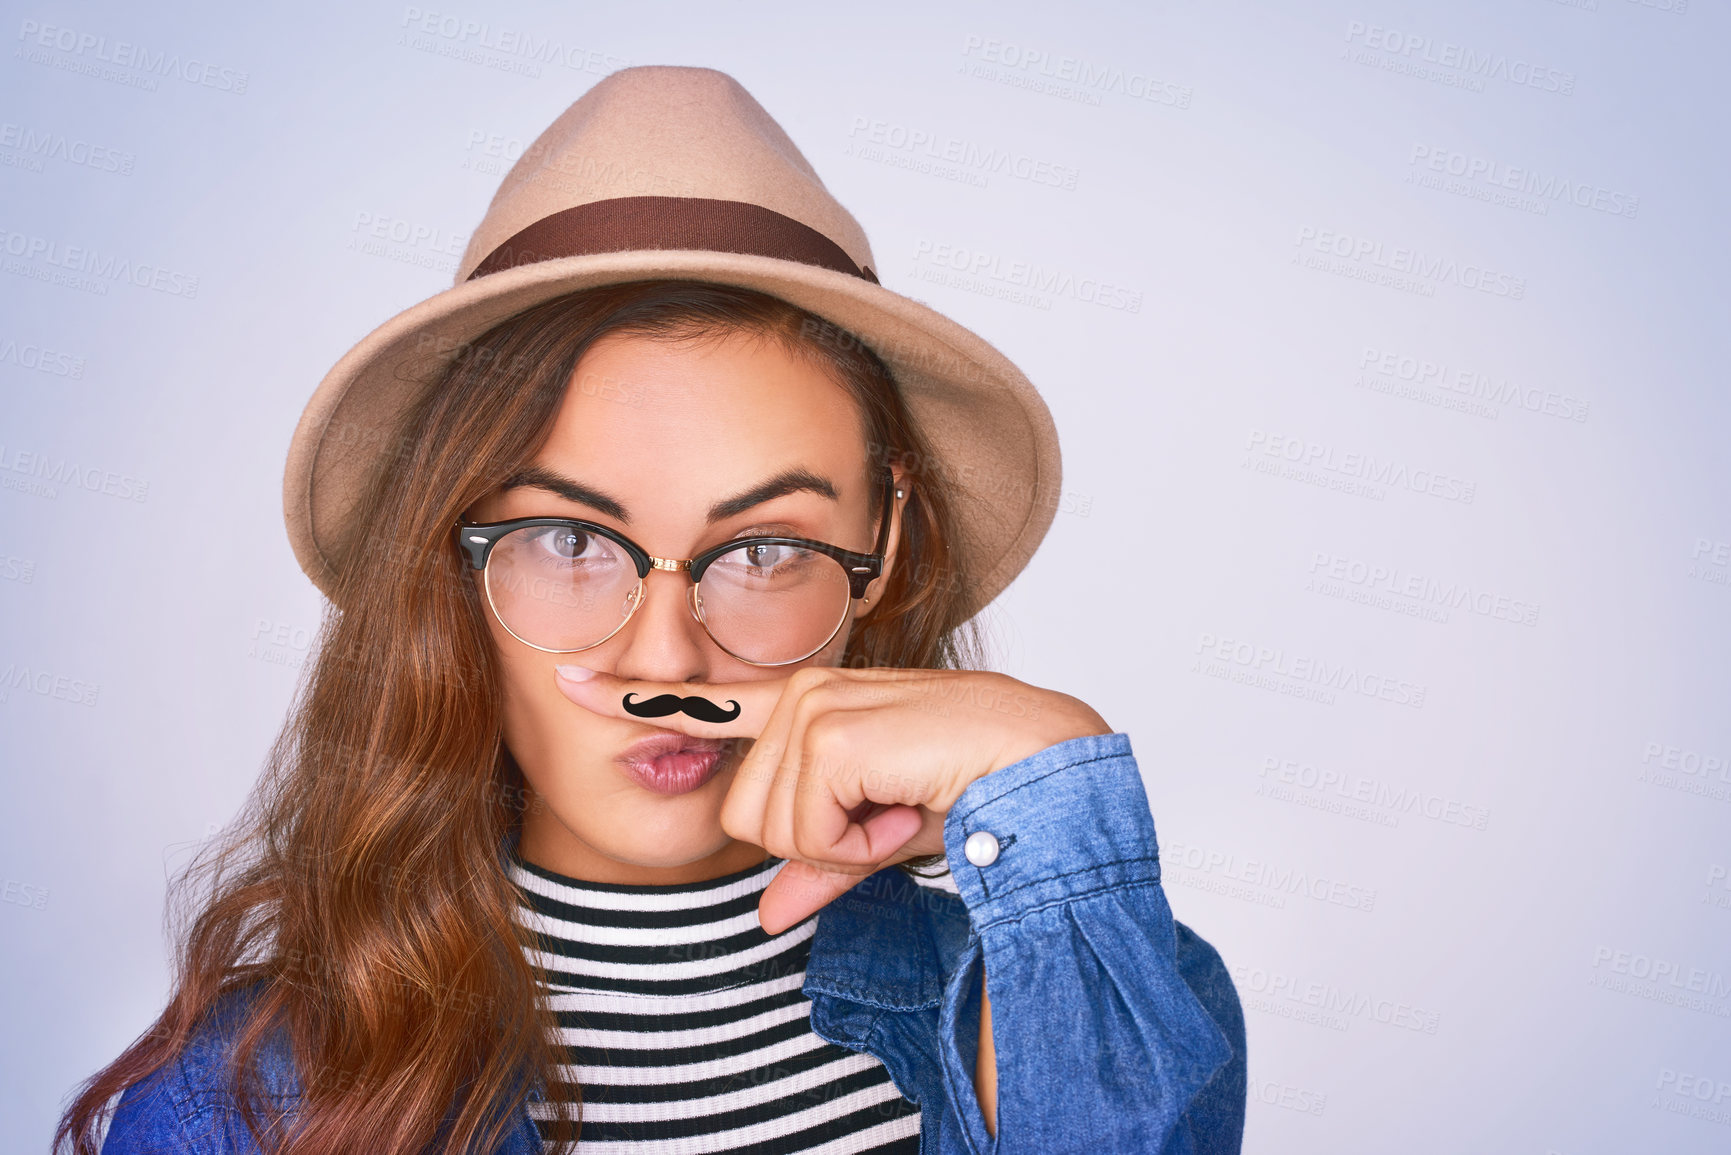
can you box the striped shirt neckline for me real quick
[507,850,922,1154]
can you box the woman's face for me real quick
[464,328,902,884]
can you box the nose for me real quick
[627,561,708,627]
[608,566,713,678]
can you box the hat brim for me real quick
[284,250,1061,622]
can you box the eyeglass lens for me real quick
[482,527,854,664]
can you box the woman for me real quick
[57,67,1245,1154]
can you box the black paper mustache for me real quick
[621,692,742,723]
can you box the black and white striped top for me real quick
[507,850,923,1154]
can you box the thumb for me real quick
[758,807,925,934]
[758,860,862,936]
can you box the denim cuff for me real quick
[941,731,1163,929]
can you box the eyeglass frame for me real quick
[453,469,900,665]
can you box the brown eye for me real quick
[717,541,821,578]
[745,542,787,567]
[545,529,584,559]
[525,527,605,563]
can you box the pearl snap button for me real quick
[964,830,1000,867]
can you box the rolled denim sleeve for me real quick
[936,731,1244,1154]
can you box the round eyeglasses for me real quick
[454,473,898,666]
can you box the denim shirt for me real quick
[101,732,1246,1154]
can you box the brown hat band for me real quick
[467,195,880,284]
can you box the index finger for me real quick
[552,663,781,741]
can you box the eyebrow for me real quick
[499,465,840,524]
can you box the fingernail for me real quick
[554,664,596,682]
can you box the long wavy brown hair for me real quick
[55,280,988,1154]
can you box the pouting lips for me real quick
[616,734,731,797]
[616,731,730,765]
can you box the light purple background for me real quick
[4,1,1728,1151]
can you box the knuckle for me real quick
[790,825,824,862]
[787,666,834,696]
[763,829,795,860]
[802,715,853,777]
[805,711,845,746]
[789,691,827,735]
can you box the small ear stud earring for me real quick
[894,487,905,499]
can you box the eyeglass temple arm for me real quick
[872,466,898,556]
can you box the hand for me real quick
[552,664,1112,933]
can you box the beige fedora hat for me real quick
[284,65,1061,620]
